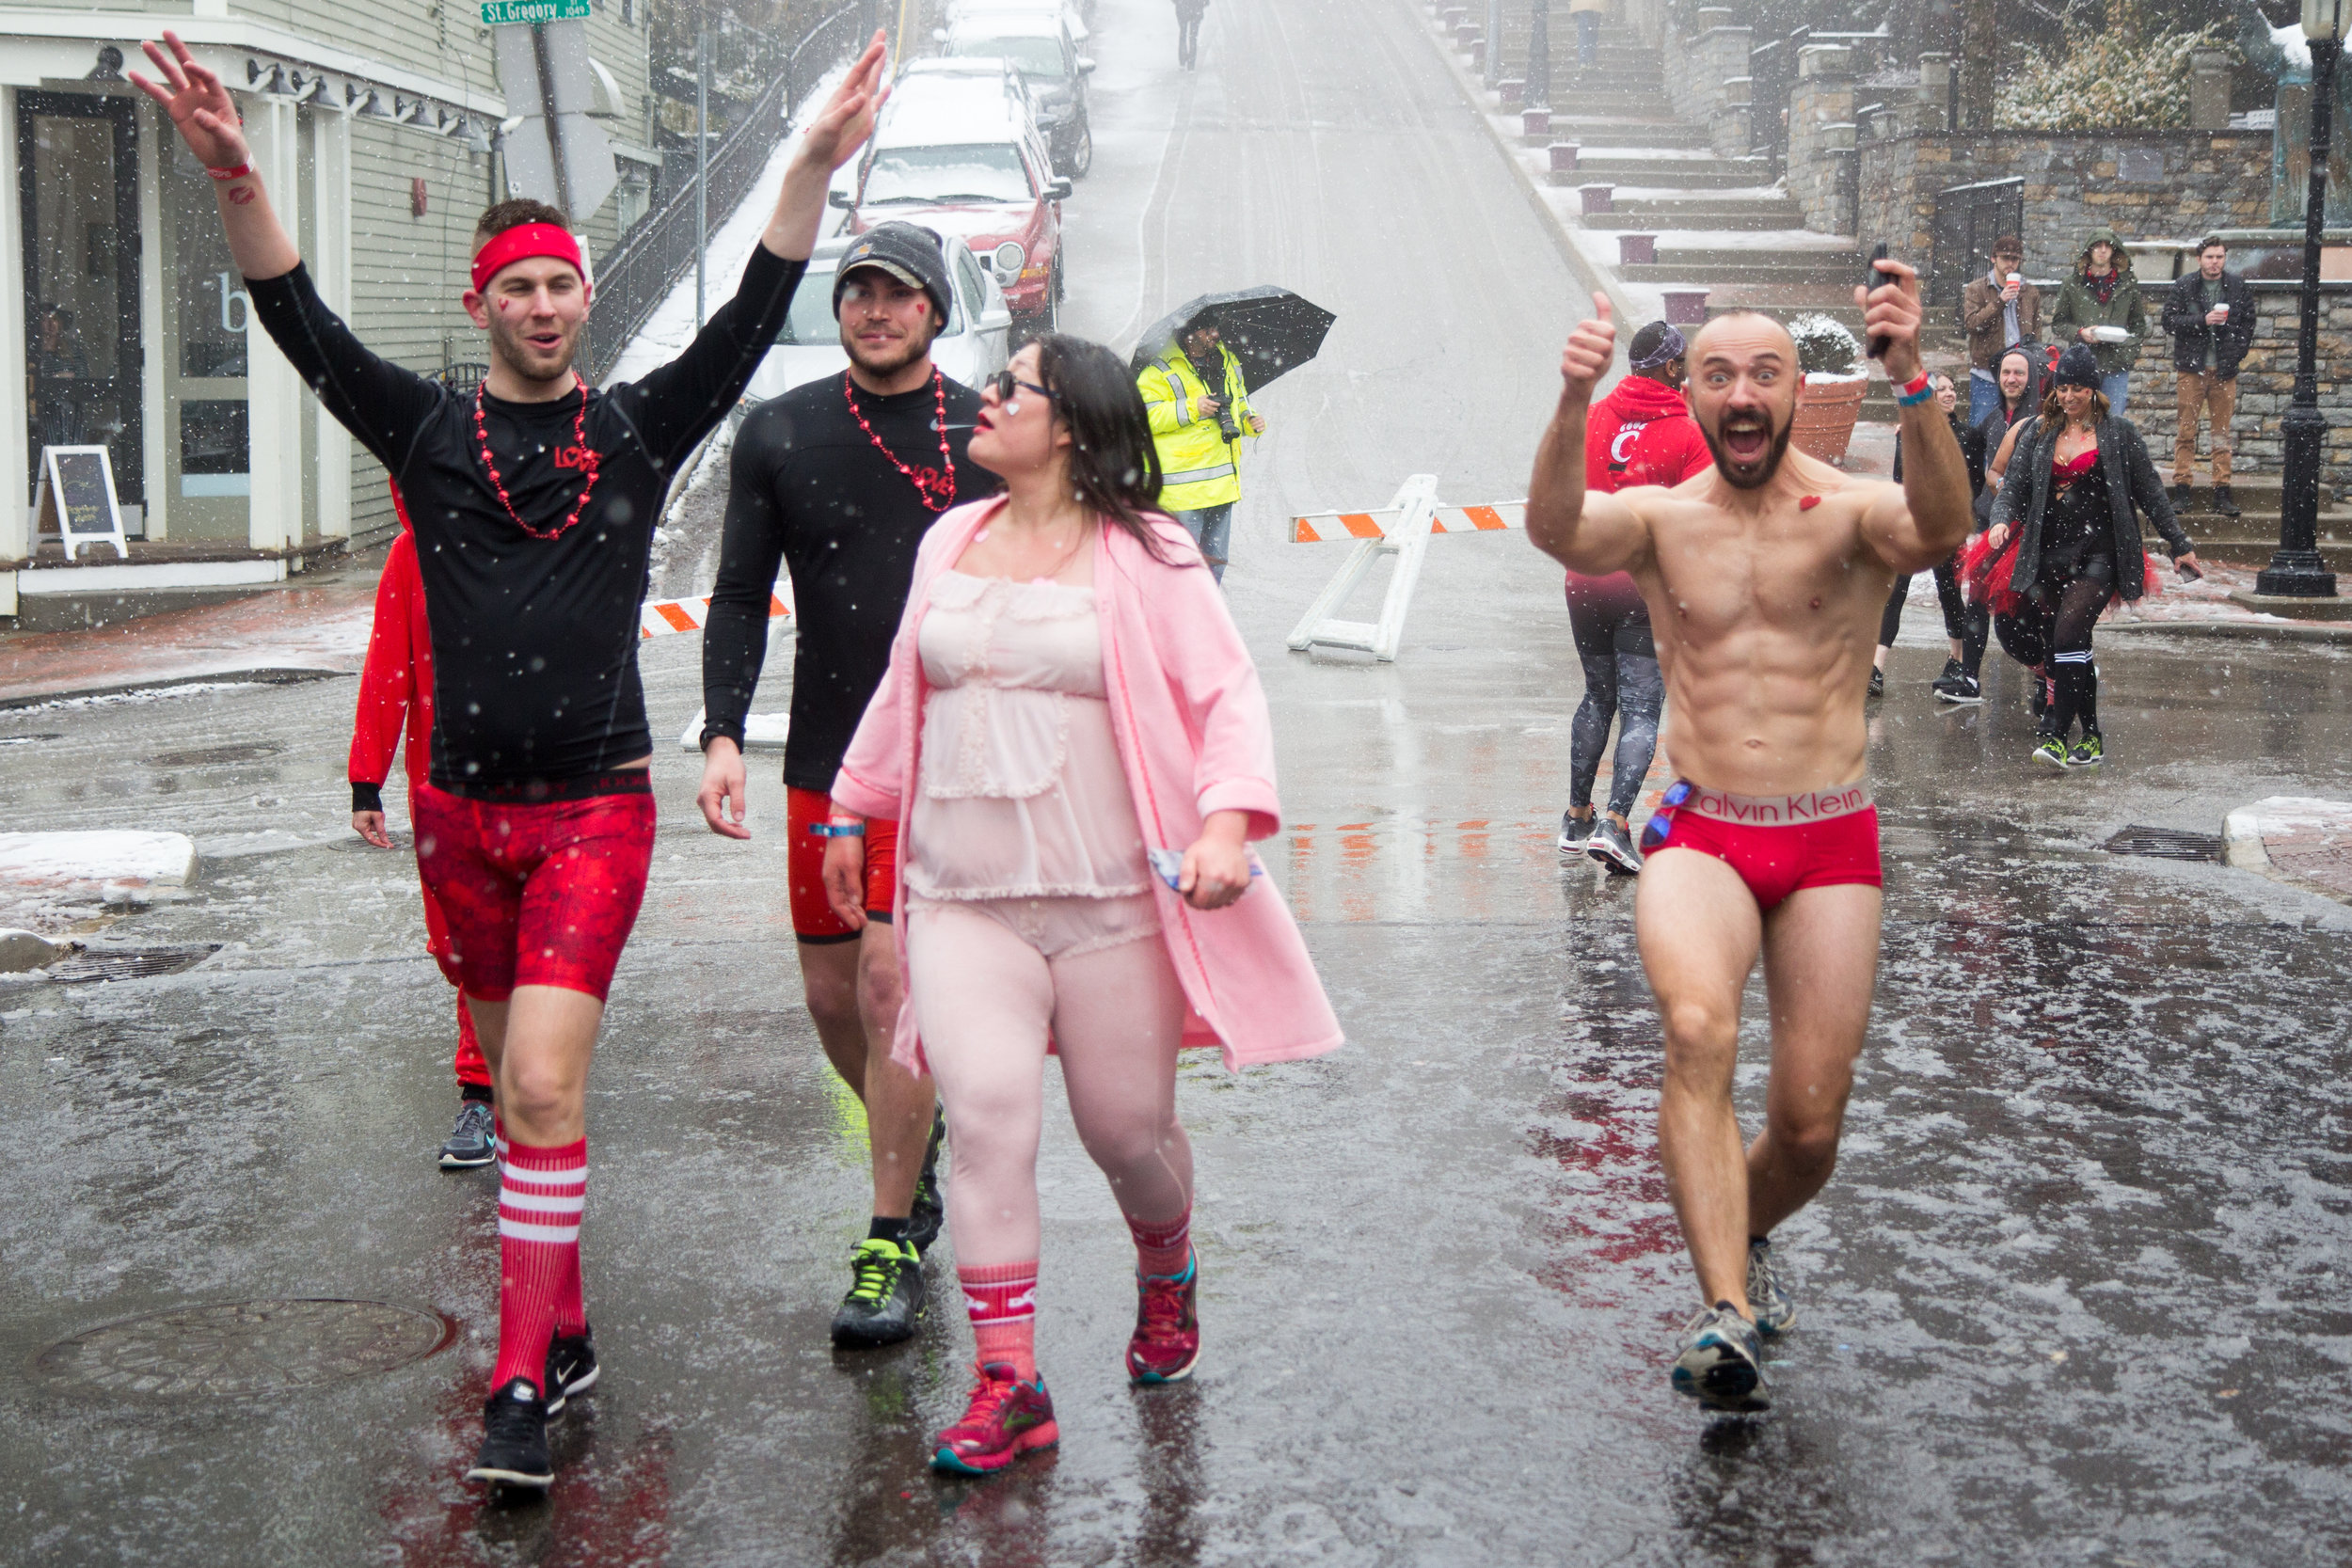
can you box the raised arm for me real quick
[1856,259,1974,574]
[762,33,889,265]
[623,37,892,466]
[132,33,297,280]
[1526,295,1651,578]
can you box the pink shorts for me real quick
[1639,779,1882,912]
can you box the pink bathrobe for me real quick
[831,495,1344,1072]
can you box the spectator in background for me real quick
[1961,234,2040,427]
[1570,0,1606,69]
[1172,0,1207,70]
[1140,319,1263,582]
[2048,226,2146,417]
[1872,372,1971,702]
[2160,234,2255,519]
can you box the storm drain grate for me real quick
[42,944,220,983]
[2104,826,2222,862]
[35,1299,457,1397]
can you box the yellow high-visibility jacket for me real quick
[1139,343,1260,511]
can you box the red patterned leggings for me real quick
[412,779,657,1003]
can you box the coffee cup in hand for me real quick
[2215,304,2230,320]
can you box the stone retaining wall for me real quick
[1857,127,2279,281]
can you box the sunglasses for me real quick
[984,371,1057,404]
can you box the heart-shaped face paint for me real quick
[1799,495,1822,511]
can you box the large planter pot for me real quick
[1790,374,1866,465]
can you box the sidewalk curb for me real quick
[1406,1,1641,345]
[2103,616,2352,642]
[0,667,350,711]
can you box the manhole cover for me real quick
[42,945,220,983]
[2104,826,2222,862]
[36,1299,456,1397]
[146,742,283,768]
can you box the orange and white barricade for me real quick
[1285,476,1527,661]
[639,586,793,640]
[639,583,797,751]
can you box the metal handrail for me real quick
[581,2,864,383]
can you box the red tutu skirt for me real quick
[1959,531,2025,616]
[1957,534,2168,617]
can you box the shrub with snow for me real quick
[1788,313,1861,381]
[1996,22,2234,132]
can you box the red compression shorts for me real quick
[412,775,657,1003]
[787,786,899,943]
[1639,779,1883,912]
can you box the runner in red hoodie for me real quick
[349,482,498,1169]
[1562,321,1713,874]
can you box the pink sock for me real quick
[489,1136,587,1393]
[959,1260,1039,1380]
[1127,1209,1193,1279]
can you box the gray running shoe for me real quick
[1672,1301,1770,1412]
[1588,817,1644,875]
[1746,1239,1796,1338]
[1557,811,1597,855]
[438,1099,497,1169]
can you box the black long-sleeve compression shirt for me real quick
[246,245,806,794]
[702,372,999,793]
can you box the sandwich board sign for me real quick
[33,445,127,561]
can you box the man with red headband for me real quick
[135,28,894,1491]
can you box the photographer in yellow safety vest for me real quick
[1139,322,1263,581]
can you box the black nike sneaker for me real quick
[1867,668,1885,700]
[542,1326,598,1417]
[906,1108,946,1256]
[467,1377,553,1490]
[831,1237,926,1348]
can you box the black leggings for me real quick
[1567,595,1663,820]
[1879,558,1967,650]
[2029,560,2116,738]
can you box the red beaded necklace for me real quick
[472,382,601,541]
[844,369,956,513]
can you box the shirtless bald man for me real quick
[1526,261,1971,1411]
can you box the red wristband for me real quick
[1898,371,1931,399]
[206,162,254,182]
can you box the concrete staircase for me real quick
[1520,26,1896,417]
[2159,477,2352,569]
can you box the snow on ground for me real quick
[1642,230,1855,251]
[601,61,854,388]
[1605,185,1788,202]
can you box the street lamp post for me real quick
[2261,0,2347,598]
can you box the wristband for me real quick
[1895,372,1935,407]
[807,821,866,837]
[206,162,254,182]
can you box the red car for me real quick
[832,64,1072,325]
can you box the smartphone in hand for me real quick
[1147,847,1265,893]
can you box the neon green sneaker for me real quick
[830,1237,925,1348]
[2067,734,2105,768]
[2031,736,2069,768]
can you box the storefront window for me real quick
[163,134,250,508]
[18,91,143,509]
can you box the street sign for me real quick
[482,0,590,24]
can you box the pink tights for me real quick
[905,895,1194,1269]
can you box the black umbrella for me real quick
[1128,287,1337,392]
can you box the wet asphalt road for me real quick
[8,0,2352,1562]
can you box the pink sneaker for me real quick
[1125,1253,1200,1384]
[930,1362,1058,1475]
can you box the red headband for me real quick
[469,223,587,297]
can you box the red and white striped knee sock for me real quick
[1127,1209,1193,1279]
[959,1260,1039,1380]
[490,1136,586,1394]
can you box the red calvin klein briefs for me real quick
[413,778,657,1003]
[1639,779,1883,912]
